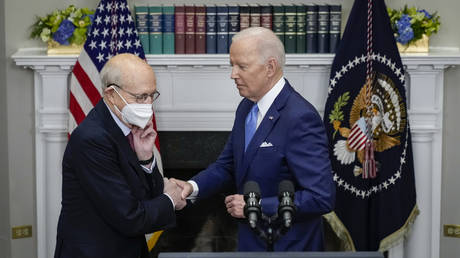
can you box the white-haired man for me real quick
[174,27,335,251]
[55,54,185,258]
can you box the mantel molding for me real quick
[11,47,460,258]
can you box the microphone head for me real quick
[278,180,295,197]
[244,181,261,197]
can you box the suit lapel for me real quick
[236,81,294,186]
[95,100,151,190]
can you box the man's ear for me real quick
[104,86,115,102]
[266,58,278,78]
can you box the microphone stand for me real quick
[251,213,289,251]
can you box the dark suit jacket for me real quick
[193,80,335,251]
[54,100,175,258]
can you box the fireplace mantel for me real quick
[12,48,460,258]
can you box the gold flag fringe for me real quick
[323,204,419,252]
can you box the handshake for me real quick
[163,178,193,211]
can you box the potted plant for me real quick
[30,5,95,55]
[387,6,441,53]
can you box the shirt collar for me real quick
[104,99,131,136]
[256,77,285,118]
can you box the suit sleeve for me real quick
[261,109,335,217]
[68,131,175,237]
[192,131,235,199]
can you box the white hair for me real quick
[232,27,286,70]
[100,60,123,91]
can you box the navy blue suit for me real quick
[193,80,335,251]
[55,100,175,258]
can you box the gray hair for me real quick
[232,27,286,70]
[100,60,123,91]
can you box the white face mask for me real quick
[111,86,153,129]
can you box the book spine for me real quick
[185,6,196,54]
[296,5,306,53]
[149,6,163,54]
[318,4,330,53]
[228,6,240,48]
[162,6,175,54]
[306,4,318,53]
[260,5,273,30]
[206,6,217,54]
[216,6,228,54]
[284,5,297,54]
[250,5,260,27]
[174,6,185,54]
[239,5,250,31]
[329,5,341,53]
[272,5,285,45]
[195,6,206,54]
[135,6,150,54]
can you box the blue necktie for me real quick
[245,103,259,151]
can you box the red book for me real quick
[185,5,196,54]
[195,6,206,54]
[175,5,185,54]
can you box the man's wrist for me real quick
[139,154,154,165]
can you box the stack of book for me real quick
[134,4,342,54]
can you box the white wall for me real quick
[1,0,459,257]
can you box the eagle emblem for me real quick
[329,73,406,178]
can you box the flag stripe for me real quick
[78,49,103,93]
[70,74,96,115]
[69,92,86,125]
[73,60,102,106]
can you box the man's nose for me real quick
[231,66,238,79]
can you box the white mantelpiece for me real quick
[12,48,460,258]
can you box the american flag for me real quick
[69,0,163,177]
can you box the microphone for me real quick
[278,180,296,229]
[243,181,261,229]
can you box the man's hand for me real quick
[170,178,194,199]
[224,194,246,218]
[132,121,156,161]
[164,178,186,210]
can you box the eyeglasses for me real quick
[108,83,160,103]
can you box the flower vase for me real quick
[397,34,429,53]
[47,40,83,55]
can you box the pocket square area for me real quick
[260,141,274,147]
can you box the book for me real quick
[162,6,175,54]
[149,6,163,54]
[206,5,217,54]
[260,5,273,30]
[296,5,306,53]
[318,4,330,53]
[249,4,260,27]
[306,4,318,53]
[216,6,229,54]
[228,5,240,48]
[329,5,342,53]
[195,5,206,54]
[239,5,250,31]
[272,5,285,44]
[185,5,196,54]
[174,5,186,54]
[284,5,297,54]
[135,6,149,54]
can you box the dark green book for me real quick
[284,5,297,54]
[135,6,149,54]
[318,4,330,53]
[149,6,163,54]
[296,5,306,53]
[272,5,285,44]
[162,6,175,54]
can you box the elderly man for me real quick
[54,54,185,258]
[174,27,335,251]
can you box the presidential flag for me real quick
[68,0,163,250]
[323,0,418,251]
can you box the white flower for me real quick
[40,28,51,42]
